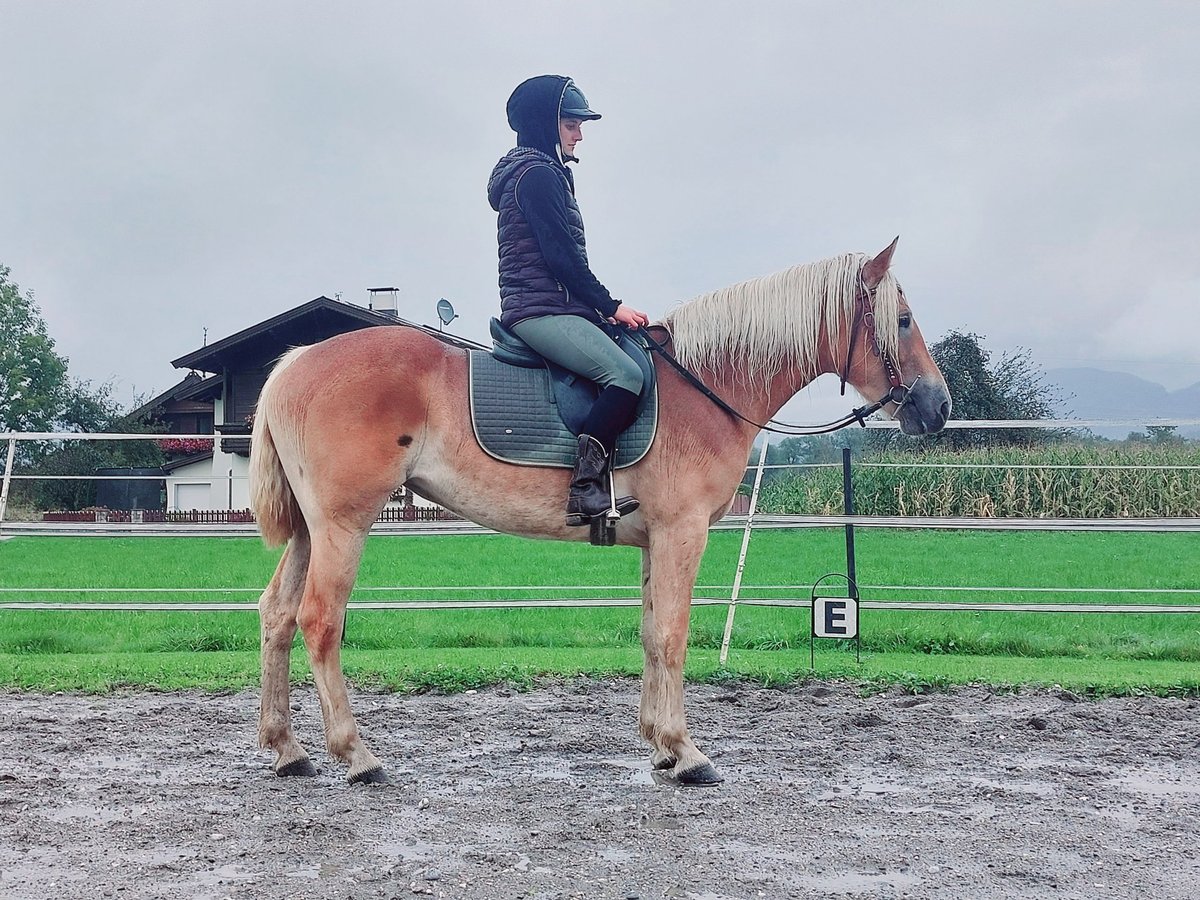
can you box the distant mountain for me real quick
[1047,368,1200,437]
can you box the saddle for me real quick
[468,318,658,469]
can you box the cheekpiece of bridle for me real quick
[638,275,919,437]
[839,278,917,409]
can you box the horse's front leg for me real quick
[638,550,675,772]
[639,522,723,785]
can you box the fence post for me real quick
[719,436,770,666]
[842,447,856,588]
[0,437,17,533]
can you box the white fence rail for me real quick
[2,427,1198,629]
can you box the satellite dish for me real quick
[436,298,457,328]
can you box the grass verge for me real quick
[2,647,1197,697]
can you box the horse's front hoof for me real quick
[651,754,677,771]
[348,765,389,785]
[677,762,724,786]
[275,757,318,778]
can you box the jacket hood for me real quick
[506,74,572,162]
[487,147,563,212]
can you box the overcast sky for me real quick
[3,1,1198,424]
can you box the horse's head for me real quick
[842,238,951,435]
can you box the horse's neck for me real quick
[703,357,828,429]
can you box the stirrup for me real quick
[589,515,617,547]
[577,470,637,545]
[590,473,621,545]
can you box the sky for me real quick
[3,1,1198,425]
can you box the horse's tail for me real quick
[249,346,311,547]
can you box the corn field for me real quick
[757,444,1200,517]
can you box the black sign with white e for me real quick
[812,596,859,639]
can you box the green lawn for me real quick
[1,530,1197,693]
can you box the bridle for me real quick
[838,280,918,407]
[638,277,920,437]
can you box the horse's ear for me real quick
[862,236,900,290]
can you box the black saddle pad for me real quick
[468,352,658,469]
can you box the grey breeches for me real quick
[510,315,644,395]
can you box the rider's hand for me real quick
[611,303,650,329]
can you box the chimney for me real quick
[367,287,400,318]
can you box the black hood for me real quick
[506,74,571,162]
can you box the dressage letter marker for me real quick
[809,573,862,668]
[813,596,858,639]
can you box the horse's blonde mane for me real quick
[664,253,900,384]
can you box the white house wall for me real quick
[165,458,215,512]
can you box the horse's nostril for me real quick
[938,400,950,422]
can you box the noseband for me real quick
[638,277,920,437]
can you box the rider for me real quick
[487,75,651,526]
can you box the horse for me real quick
[249,238,951,785]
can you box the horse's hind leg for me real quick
[297,522,385,784]
[258,526,315,776]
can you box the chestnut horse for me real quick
[249,239,951,785]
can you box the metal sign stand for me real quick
[810,573,861,669]
[809,448,864,669]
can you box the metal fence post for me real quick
[719,436,770,666]
[842,447,856,588]
[0,437,17,533]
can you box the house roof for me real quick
[171,296,396,374]
[129,372,222,421]
[162,451,215,473]
[170,295,485,374]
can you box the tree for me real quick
[773,432,867,466]
[0,265,69,434]
[915,330,1064,449]
[740,431,870,490]
[927,331,1004,424]
[2,265,164,510]
[24,380,164,510]
[1145,425,1183,446]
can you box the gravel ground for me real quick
[1,679,1198,900]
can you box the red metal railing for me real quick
[42,506,460,524]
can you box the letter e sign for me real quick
[812,597,858,639]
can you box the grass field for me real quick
[1,529,1198,693]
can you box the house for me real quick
[138,294,480,512]
[129,371,221,436]
[128,372,222,511]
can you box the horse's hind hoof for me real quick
[652,754,677,771]
[677,762,724,786]
[349,765,389,786]
[276,757,318,778]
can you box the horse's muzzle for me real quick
[896,380,952,436]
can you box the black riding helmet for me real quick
[506,75,601,164]
[560,82,601,121]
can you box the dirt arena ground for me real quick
[1,679,1197,899]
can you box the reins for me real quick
[636,279,918,437]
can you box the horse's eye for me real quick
[899,314,912,329]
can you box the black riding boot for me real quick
[565,434,639,527]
